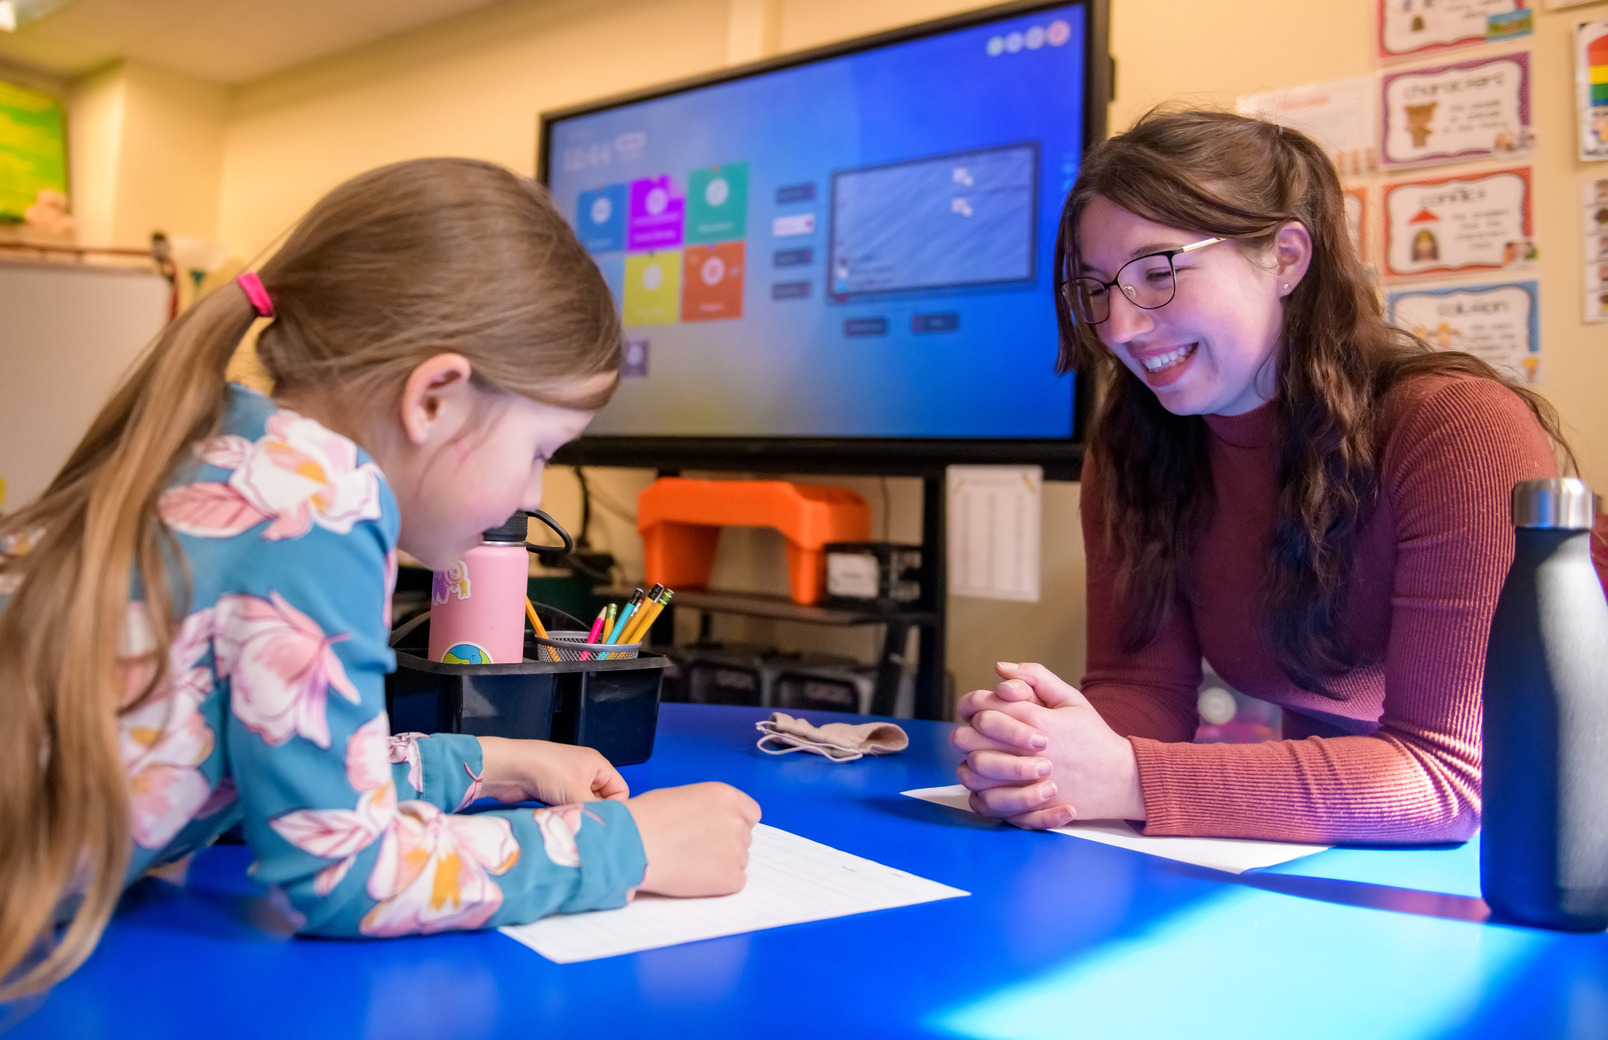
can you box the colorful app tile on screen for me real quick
[685,163,749,244]
[622,336,649,378]
[628,176,685,251]
[623,251,682,325]
[577,184,627,253]
[682,242,745,322]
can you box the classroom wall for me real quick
[65,61,227,249]
[44,0,1608,712]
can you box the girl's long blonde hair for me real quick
[0,157,621,998]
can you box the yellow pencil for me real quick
[525,597,560,662]
[615,588,672,653]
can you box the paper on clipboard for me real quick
[499,824,968,963]
[902,785,1329,874]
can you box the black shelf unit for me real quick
[600,474,953,720]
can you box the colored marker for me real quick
[605,589,645,645]
[585,605,610,644]
[581,604,611,660]
[616,586,663,646]
[584,603,618,660]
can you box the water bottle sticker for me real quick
[431,560,472,604]
[441,642,493,665]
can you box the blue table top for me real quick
[8,704,1607,1039]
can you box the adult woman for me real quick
[953,110,1568,843]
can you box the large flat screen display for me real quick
[540,1,1107,475]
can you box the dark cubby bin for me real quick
[385,618,667,766]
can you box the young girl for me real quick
[0,157,759,999]
[953,110,1574,844]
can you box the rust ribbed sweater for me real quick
[1080,374,1558,844]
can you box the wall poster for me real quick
[1237,76,1378,175]
[1384,167,1534,279]
[1586,176,1608,323]
[1388,281,1541,384]
[0,80,68,223]
[1344,186,1369,262]
[1381,54,1533,167]
[1580,20,1608,161]
[1378,0,1533,61]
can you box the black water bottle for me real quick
[1482,477,1608,931]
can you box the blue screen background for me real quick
[546,4,1087,439]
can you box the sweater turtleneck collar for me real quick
[1202,399,1276,450]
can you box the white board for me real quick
[0,260,169,510]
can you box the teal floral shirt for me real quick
[112,383,645,936]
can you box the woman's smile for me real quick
[1135,342,1199,386]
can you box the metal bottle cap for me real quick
[1511,478,1597,530]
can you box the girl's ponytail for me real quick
[0,282,257,1000]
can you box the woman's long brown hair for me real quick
[1053,109,1570,695]
[0,158,621,999]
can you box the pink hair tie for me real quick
[236,272,275,318]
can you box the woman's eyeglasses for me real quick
[1059,237,1224,325]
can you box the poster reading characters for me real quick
[1388,281,1541,385]
[1381,54,1532,167]
[1384,167,1534,278]
[1579,21,1608,163]
[1378,0,1532,61]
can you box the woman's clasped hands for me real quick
[951,663,1146,828]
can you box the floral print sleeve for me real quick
[121,384,647,937]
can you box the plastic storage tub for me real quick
[385,617,667,766]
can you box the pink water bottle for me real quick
[428,513,531,665]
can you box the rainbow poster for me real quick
[1581,21,1608,162]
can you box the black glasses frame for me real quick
[1059,236,1224,326]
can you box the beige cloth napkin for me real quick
[755,712,909,762]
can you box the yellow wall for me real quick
[65,61,226,250]
[218,0,729,256]
[51,0,1608,711]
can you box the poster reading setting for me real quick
[1377,0,1532,61]
[1388,281,1541,385]
[1381,54,1532,167]
[1384,167,1533,278]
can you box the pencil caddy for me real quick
[385,615,666,766]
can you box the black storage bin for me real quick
[385,616,667,766]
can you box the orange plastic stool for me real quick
[638,478,871,605]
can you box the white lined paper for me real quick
[500,824,968,963]
[902,784,1329,874]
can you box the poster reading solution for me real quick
[1381,54,1532,168]
[1388,281,1541,384]
[1384,167,1534,278]
[1378,0,1533,61]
